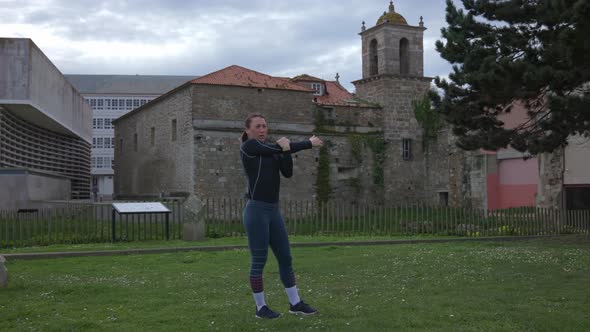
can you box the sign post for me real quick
[111,202,172,242]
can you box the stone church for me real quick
[113,2,476,207]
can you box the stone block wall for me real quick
[423,128,452,205]
[354,75,432,205]
[361,25,425,78]
[192,85,315,125]
[193,130,319,201]
[322,105,383,129]
[537,149,564,209]
[114,85,194,198]
[193,128,380,203]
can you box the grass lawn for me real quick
[1,236,589,331]
[0,234,454,254]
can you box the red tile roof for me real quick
[291,74,378,107]
[314,80,355,106]
[292,74,325,82]
[190,65,312,92]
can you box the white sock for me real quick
[253,292,266,310]
[285,286,301,305]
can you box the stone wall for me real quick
[114,85,194,198]
[193,129,319,201]
[192,85,314,125]
[447,148,488,210]
[354,76,430,140]
[537,149,564,209]
[115,82,386,202]
[321,105,383,129]
[423,128,452,205]
[190,84,384,203]
[192,127,380,203]
[360,25,425,78]
[354,75,432,205]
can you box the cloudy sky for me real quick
[1,0,454,91]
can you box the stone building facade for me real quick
[113,2,468,207]
[114,70,384,203]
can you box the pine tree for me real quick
[433,0,590,154]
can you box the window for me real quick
[171,119,177,141]
[565,187,590,210]
[400,38,410,75]
[96,137,104,149]
[91,157,96,168]
[92,118,98,129]
[101,137,113,149]
[311,83,322,95]
[96,118,104,129]
[119,99,125,110]
[126,99,133,109]
[439,192,449,207]
[134,133,138,152]
[133,99,140,108]
[369,39,379,76]
[97,99,104,109]
[402,139,412,161]
[92,137,97,148]
[150,127,155,146]
[104,118,112,129]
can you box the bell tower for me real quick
[353,1,433,205]
[360,1,425,79]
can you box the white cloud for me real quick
[0,0,453,90]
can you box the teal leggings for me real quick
[243,199,296,293]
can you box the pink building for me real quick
[483,101,590,210]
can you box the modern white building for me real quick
[1,38,92,209]
[64,75,195,200]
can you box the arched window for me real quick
[400,38,409,75]
[369,39,379,76]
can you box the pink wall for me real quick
[486,173,500,210]
[498,158,538,185]
[499,158,538,208]
[498,101,531,130]
[488,158,538,209]
[485,101,544,209]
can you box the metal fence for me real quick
[204,198,590,238]
[1,198,589,248]
[0,201,183,248]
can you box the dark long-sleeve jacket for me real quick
[240,139,312,203]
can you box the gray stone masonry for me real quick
[182,194,206,241]
[354,75,432,205]
[115,82,385,203]
[360,24,426,78]
[423,128,452,205]
[537,149,564,209]
[114,85,194,199]
[192,85,314,125]
[192,129,379,203]
[0,255,7,288]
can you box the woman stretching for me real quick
[240,113,323,319]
